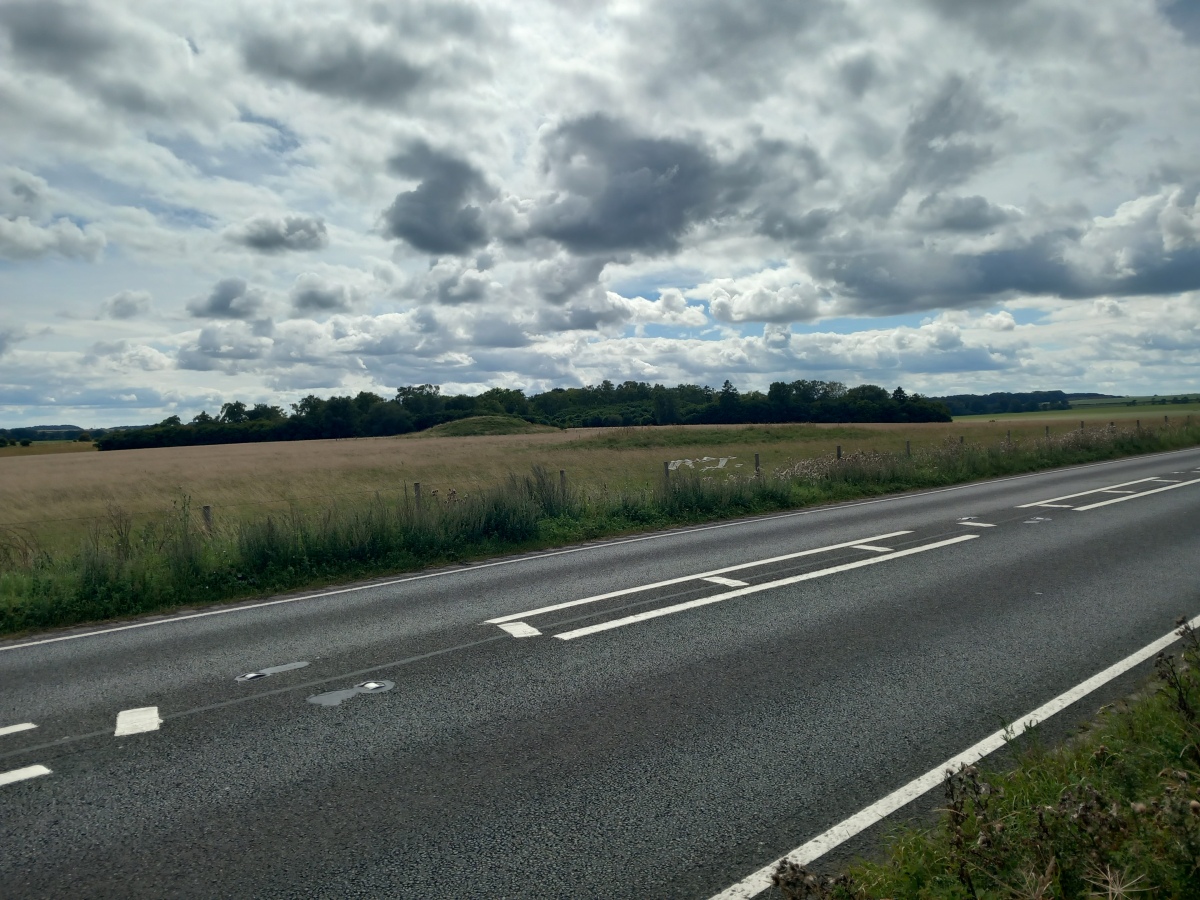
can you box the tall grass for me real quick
[2,421,1198,636]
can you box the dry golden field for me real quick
[1,409,1189,551]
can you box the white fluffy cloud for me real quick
[1,0,1198,424]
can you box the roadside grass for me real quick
[956,402,1200,422]
[1,419,1198,637]
[774,620,1200,900]
[4,417,1181,554]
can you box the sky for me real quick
[1,0,1198,427]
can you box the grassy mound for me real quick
[420,416,558,437]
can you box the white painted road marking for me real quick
[0,764,51,787]
[1036,503,1073,508]
[0,722,37,737]
[709,612,1200,900]
[1016,476,1159,508]
[957,522,994,527]
[850,544,893,553]
[114,707,161,736]
[497,621,541,638]
[487,531,914,626]
[555,535,978,641]
[704,576,750,587]
[1073,477,1200,511]
[1101,489,1136,494]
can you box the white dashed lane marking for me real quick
[497,621,541,638]
[703,576,750,587]
[0,764,51,787]
[114,707,161,736]
[850,544,893,553]
[0,722,37,737]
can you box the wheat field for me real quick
[3,410,1190,550]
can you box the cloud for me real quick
[101,289,151,319]
[915,194,1016,232]
[242,31,425,107]
[0,216,105,261]
[289,273,353,314]
[528,114,720,256]
[186,277,267,320]
[382,141,491,255]
[0,326,24,357]
[225,214,329,253]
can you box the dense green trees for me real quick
[93,378,951,451]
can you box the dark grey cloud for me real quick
[226,214,328,253]
[915,194,1015,232]
[0,0,113,77]
[289,275,351,314]
[901,74,1007,189]
[243,32,425,107]
[101,289,151,319]
[529,114,721,255]
[634,0,852,103]
[0,326,24,357]
[186,277,266,319]
[838,53,881,98]
[1162,0,1200,43]
[382,141,490,255]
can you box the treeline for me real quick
[934,390,1079,416]
[93,380,951,451]
[0,426,106,446]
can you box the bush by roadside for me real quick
[773,619,1200,899]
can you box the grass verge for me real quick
[774,619,1200,899]
[2,420,1198,638]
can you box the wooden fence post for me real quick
[202,505,213,533]
[836,445,842,460]
[560,469,567,494]
[754,453,760,476]
[413,482,421,505]
[906,439,911,456]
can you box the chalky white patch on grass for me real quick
[0,722,37,737]
[114,707,161,736]
[0,764,51,787]
[709,613,1200,900]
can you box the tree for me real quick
[159,415,182,427]
[245,404,285,422]
[219,401,248,424]
[191,410,214,425]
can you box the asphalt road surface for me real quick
[3,448,1200,898]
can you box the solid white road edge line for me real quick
[0,722,37,737]
[496,621,541,638]
[114,707,162,736]
[1073,477,1200,511]
[555,535,977,641]
[0,764,51,787]
[1015,476,1159,508]
[8,447,1199,655]
[486,531,914,625]
[708,612,1200,900]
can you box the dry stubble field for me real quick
[4,407,1193,552]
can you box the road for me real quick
[3,449,1200,898]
